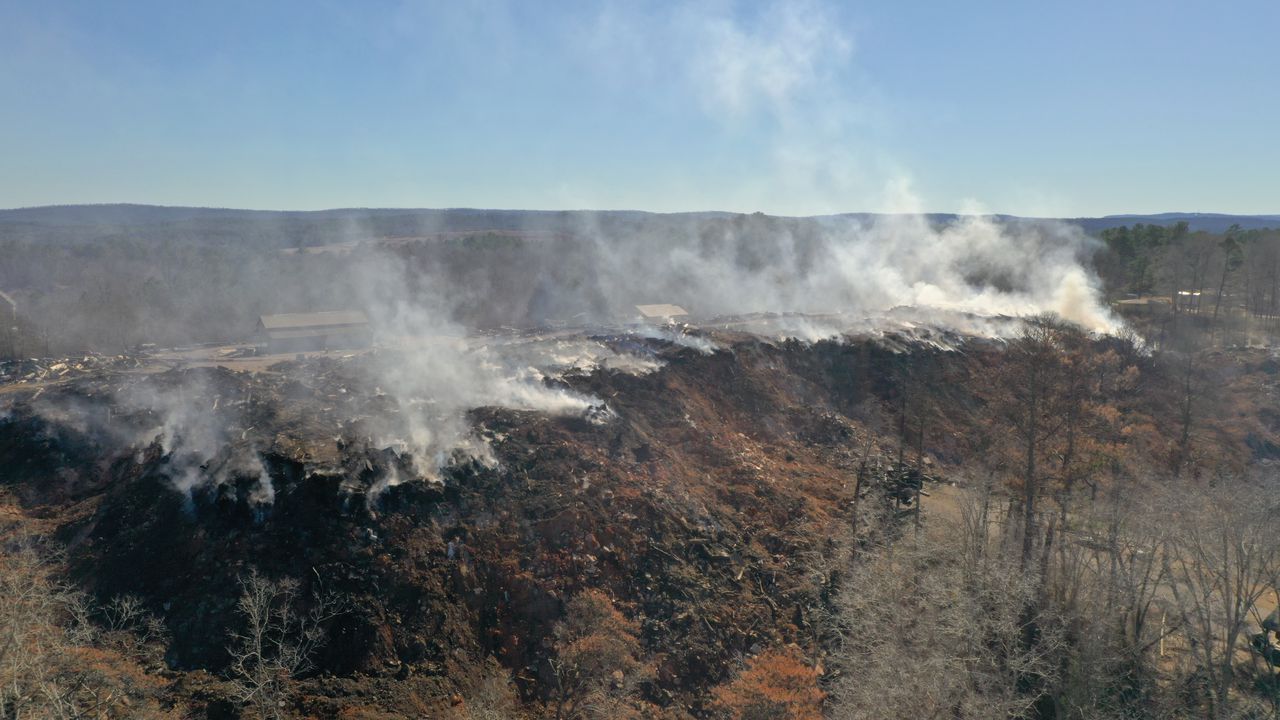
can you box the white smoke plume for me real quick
[118,376,276,514]
[12,374,277,515]
[345,251,614,485]
[542,208,1119,336]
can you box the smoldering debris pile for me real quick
[0,353,147,385]
[0,330,729,511]
[706,307,1027,348]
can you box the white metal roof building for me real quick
[255,310,371,354]
[635,304,690,323]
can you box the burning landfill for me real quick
[0,293,1062,689]
[0,300,1056,518]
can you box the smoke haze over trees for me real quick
[0,205,1140,357]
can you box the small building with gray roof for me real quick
[255,310,372,354]
[635,304,690,324]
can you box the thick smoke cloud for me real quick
[558,210,1118,334]
[307,202,1117,486]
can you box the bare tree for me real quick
[227,570,346,720]
[1161,479,1280,719]
[0,538,181,719]
[0,542,66,717]
[548,590,649,720]
[997,315,1074,570]
[1210,226,1245,343]
[1035,482,1181,718]
[825,499,1063,719]
[446,661,522,720]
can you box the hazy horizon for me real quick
[4,201,1279,221]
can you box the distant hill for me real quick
[1072,213,1280,234]
[0,204,738,245]
[0,204,727,227]
[1,204,1276,243]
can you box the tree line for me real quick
[1099,222,1280,346]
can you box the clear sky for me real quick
[2,0,1277,216]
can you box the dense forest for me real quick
[1098,222,1280,347]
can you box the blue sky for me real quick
[1,0,1277,216]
